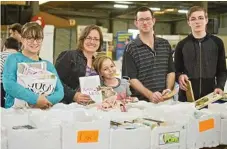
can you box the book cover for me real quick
[79,75,102,103]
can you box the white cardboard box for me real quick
[62,112,110,149]
[7,126,61,149]
[3,109,62,149]
[109,126,151,149]
[150,124,187,149]
[1,109,29,129]
[221,119,227,145]
[1,137,7,149]
[186,110,221,149]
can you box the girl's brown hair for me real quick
[21,22,43,39]
[77,24,103,52]
[93,56,115,74]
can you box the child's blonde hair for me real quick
[93,56,115,75]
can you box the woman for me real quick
[1,37,20,107]
[55,24,103,104]
[3,22,64,109]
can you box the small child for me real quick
[3,22,64,109]
[93,56,131,101]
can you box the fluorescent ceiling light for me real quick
[165,9,175,12]
[114,1,133,4]
[114,4,129,9]
[150,7,161,11]
[154,11,165,14]
[178,10,188,14]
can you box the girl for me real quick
[3,22,64,109]
[93,56,132,100]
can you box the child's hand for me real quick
[35,95,52,109]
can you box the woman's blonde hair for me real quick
[77,24,103,52]
[93,56,115,74]
[21,22,43,39]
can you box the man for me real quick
[175,6,227,102]
[9,23,22,42]
[122,6,175,103]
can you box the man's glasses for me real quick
[85,36,100,42]
[137,17,153,23]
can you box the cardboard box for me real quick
[220,119,227,145]
[7,126,61,149]
[62,111,110,149]
[150,124,187,149]
[109,126,151,149]
[208,103,227,145]
[1,109,29,129]
[1,137,7,149]
[186,110,221,149]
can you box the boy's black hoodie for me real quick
[175,33,227,101]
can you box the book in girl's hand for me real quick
[79,75,102,103]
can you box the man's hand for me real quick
[179,74,189,91]
[73,92,91,105]
[148,91,163,103]
[162,89,171,96]
[214,88,224,96]
[35,95,52,109]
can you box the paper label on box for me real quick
[77,130,99,143]
[199,118,214,132]
[159,131,180,145]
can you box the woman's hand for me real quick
[73,92,91,105]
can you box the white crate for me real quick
[186,110,221,149]
[221,119,227,145]
[1,137,7,149]
[62,111,110,149]
[109,126,151,149]
[1,109,29,129]
[7,126,61,149]
[150,124,187,149]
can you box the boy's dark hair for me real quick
[9,23,22,34]
[135,6,154,20]
[187,6,208,20]
[4,37,20,51]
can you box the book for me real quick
[13,62,57,109]
[186,80,195,102]
[162,89,177,100]
[79,75,102,103]
[195,92,223,109]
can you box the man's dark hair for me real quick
[4,37,20,51]
[135,6,154,20]
[9,23,22,34]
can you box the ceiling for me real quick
[40,1,227,22]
